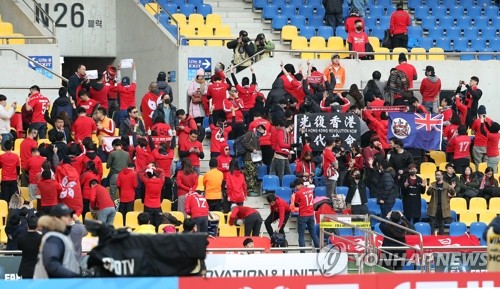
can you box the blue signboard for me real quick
[28,56,53,79]
[187,57,211,80]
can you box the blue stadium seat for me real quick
[391,198,403,212]
[446,27,461,39]
[281,5,297,16]
[443,0,458,7]
[317,26,334,38]
[492,16,500,28]
[408,0,423,10]
[477,0,492,5]
[187,0,202,5]
[262,175,280,193]
[343,5,350,18]
[386,6,395,15]
[336,26,348,39]
[338,228,354,236]
[306,0,322,6]
[367,198,381,215]
[162,22,179,38]
[281,174,297,188]
[474,15,489,29]
[308,15,325,27]
[227,140,235,156]
[421,16,438,31]
[290,163,296,173]
[378,16,390,28]
[481,27,497,40]
[438,16,454,28]
[491,38,500,51]
[314,186,327,197]
[353,229,365,236]
[477,48,494,60]
[466,6,483,18]
[364,16,377,29]
[316,6,326,17]
[449,222,467,236]
[408,26,423,38]
[377,0,392,5]
[313,176,325,187]
[484,6,499,19]
[414,222,431,236]
[415,6,430,20]
[196,4,212,16]
[369,5,385,18]
[263,4,278,20]
[464,26,480,38]
[141,0,151,5]
[456,16,473,29]
[470,37,486,51]
[275,187,292,203]
[253,0,269,10]
[336,186,348,197]
[453,37,468,50]
[420,199,428,221]
[272,15,288,30]
[257,164,268,180]
[171,0,186,5]
[179,3,196,15]
[271,0,286,6]
[289,0,304,6]
[290,15,307,27]
[431,6,447,18]
[470,222,487,245]
[460,48,475,60]
[449,6,465,19]
[435,37,452,50]
[428,27,445,39]
[374,223,383,235]
[298,5,314,17]
[418,37,434,50]
[425,0,439,6]
[370,27,385,39]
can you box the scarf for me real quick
[76,72,86,79]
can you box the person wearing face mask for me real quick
[388,137,414,190]
[377,160,398,218]
[347,20,370,60]
[187,68,208,128]
[345,168,368,214]
[401,164,425,224]
[152,93,178,130]
[427,170,455,235]
[209,117,232,158]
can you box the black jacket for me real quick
[377,170,397,204]
[266,78,287,108]
[157,81,173,100]
[50,96,75,121]
[323,0,343,14]
[345,178,368,205]
[48,128,73,144]
[152,103,178,128]
[17,231,43,278]
[380,221,407,247]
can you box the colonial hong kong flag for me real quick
[388,112,443,150]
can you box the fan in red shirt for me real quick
[56,158,83,216]
[292,178,320,251]
[175,110,198,149]
[37,170,62,215]
[179,130,204,172]
[322,138,339,200]
[26,86,50,137]
[117,64,137,112]
[140,83,163,129]
[230,67,257,114]
[264,194,291,237]
[78,90,97,116]
[20,129,38,186]
[419,66,441,113]
[363,109,390,149]
[185,191,209,232]
[216,145,232,178]
[72,107,97,143]
[279,65,305,105]
[470,105,492,164]
[440,97,454,124]
[390,3,411,49]
[223,87,245,124]
[139,164,165,227]
[480,119,500,173]
[103,65,118,116]
[116,162,138,216]
[344,9,364,33]
[347,20,369,59]
[226,159,247,205]
[80,161,102,219]
[228,204,263,236]
[151,118,172,137]
[89,74,110,109]
[248,112,272,165]
[210,118,232,158]
[448,125,471,175]
[443,114,461,160]
[295,150,315,184]
[0,140,20,202]
[134,138,154,173]
[152,142,174,177]
[89,180,116,226]
[206,76,230,122]
[26,148,46,200]
[176,158,199,214]
[395,54,417,88]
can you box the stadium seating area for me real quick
[0,14,26,45]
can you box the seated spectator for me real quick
[479,167,500,201]
[456,166,481,204]
[5,213,28,250]
[182,218,197,233]
[133,213,156,234]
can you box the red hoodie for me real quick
[390,9,411,35]
[273,127,292,157]
[176,170,198,197]
[89,84,110,109]
[38,179,62,207]
[185,192,209,218]
[80,171,101,200]
[210,123,232,153]
[116,168,138,203]
[118,83,137,110]
[90,184,115,210]
[223,97,244,123]
[229,206,258,225]
[280,74,305,104]
[135,146,154,172]
[177,115,197,149]
[226,170,247,203]
[295,159,315,180]
[27,155,46,184]
[152,148,174,178]
[420,77,441,103]
[363,110,390,149]
[139,168,165,208]
[270,196,291,229]
[236,84,256,110]
[248,118,272,146]
[179,139,203,168]
[217,145,232,177]
[140,91,162,129]
[78,153,103,178]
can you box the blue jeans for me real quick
[298,215,319,253]
[31,122,47,139]
[118,110,128,127]
[98,207,116,226]
[1,133,11,149]
[380,203,393,219]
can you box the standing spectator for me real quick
[77,90,97,117]
[89,74,110,110]
[107,139,131,200]
[323,54,345,90]
[207,75,230,123]
[38,170,62,215]
[103,65,119,121]
[395,53,417,88]
[456,77,482,129]
[230,66,257,127]
[17,216,42,279]
[139,164,165,227]
[223,85,246,139]
[226,158,247,206]
[390,2,411,49]
[265,194,291,237]
[27,147,46,201]
[378,160,397,218]
[50,87,74,122]
[248,112,272,166]
[345,168,369,214]
[140,82,163,130]
[228,204,263,236]
[185,190,209,233]
[270,120,294,182]
[175,109,198,148]
[116,162,138,216]
[386,68,409,104]
[323,137,338,199]
[119,106,145,138]
[0,140,20,202]
[179,130,204,175]
[152,142,174,201]
[157,71,173,100]
[209,117,232,158]
[295,151,316,185]
[427,170,455,235]
[176,158,199,213]
[252,33,275,62]
[26,85,50,139]
[323,0,344,31]
[80,161,100,219]
[55,157,83,216]
[347,1,367,18]
[217,144,232,177]
[449,125,471,175]
[116,64,137,126]
[67,64,86,101]
[293,178,320,253]
[363,71,386,102]
[20,128,39,186]
[152,93,178,130]
[481,119,500,173]
[401,164,425,224]
[419,66,441,113]
[133,213,156,234]
[388,138,414,188]
[241,125,266,196]
[345,9,365,33]
[347,20,370,59]
[89,180,116,226]
[470,105,490,165]
[72,107,97,143]
[203,159,224,211]
[379,211,409,270]
[187,68,208,128]
[226,30,255,73]
[48,116,72,144]
[0,94,15,148]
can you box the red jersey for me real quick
[116,168,138,203]
[0,152,20,181]
[38,179,62,207]
[449,135,471,160]
[294,187,315,216]
[28,92,50,123]
[72,116,97,142]
[185,193,209,218]
[395,63,417,88]
[248,118,272,145]
[135,146,154,172]
[118,83,137,110]
[420,77,441,103]
[347,31,369,57]
[80,171,101,200]
[177,116,197,149]
[322,148,337,177]
[270,196,291,229]
[140,91,162,129]
[176,170,198,197]
[207,82,230,110]
[140,168,165,208]
[390,9,411,35]
[441,108,453,123]
[223,97,244,123]
[179,140,203,167]
[226,170,247,203]
[79,98,97,116]
[444,124,459,153]
[229,206,258,225]
[295,159,315,179]
[89,85,110,109]
[273,127,292,157]
[209,124,231,153]
[455,96,468,125]
[152,148,174,177]
[27,155,46,184]
[151,123,172,137]
[216,147,232,176]
[236,84,256,110]
[90,184,115,210]
[20,138,38,170]
[471,117,492,147]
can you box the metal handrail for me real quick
[143,0,181,46]
[19,0,56,40]
[0,48,68,83]
[223,49,268,73]
[0,35,57,45]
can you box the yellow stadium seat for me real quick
[20,187,30,202]
[214,25,231,36]
[171,13,187,26]
[161,199,172,212]
[113,128,119,136]
[392,48,408,60]
[206,14,222,28]
[219,225,238,237]
[429,151,447,166]
[38,138,50,145]
[489,197,500,211]
[0,22,14,35]
[237,225,245,236]
[469,197,488,213]
[180,25,196,37]
[188,14,205,28]
[169,211,185,232]
[420,162,437,175]
[196,175,205,191]
[207,39,223,46]
[420,174,435,186]
[114,212,124,228]
[210,211,226,224]
[102,164,110,178]
[374,47,390,60]
[309,36,326,50]
[32,199,37,210]
[0,226,7,244]
[477,162,488,173]
[134,199,144,212]
[368,37,380,49]
[428,47,445,60]
[197,25,213,37]
[144,3,159,15]
[458,211,478,226]
[189,39,205,46]
[0,200,7,226]
[439,162,447,171]
[125,211,140,229]
[281,25,298,41]
[91,134,99,145]
[291,36,308,50]
[85,212,95,220]
[8,33,25,45]
[479,211,497,224]
[410,47,427,60]
[450,197,467,214]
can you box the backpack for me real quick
[233,135,247,156]
[271,232,288,248]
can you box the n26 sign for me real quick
[36,2,85,28]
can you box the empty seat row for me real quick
[263,5,325,20]
[414,5,499,19]
[142,0,206,7]
[166,13,221,28]
[409,0,497,10]
[0,21,25,44]
[418,15,500,29]
[144,2,212,17]
[254,0,324,10]
[425,27,499,42]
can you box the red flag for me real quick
[56,164,83,216]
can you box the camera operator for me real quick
[227,30,255,73]
[455,77,482,128]
[252,33,275,63]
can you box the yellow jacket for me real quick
[203,168,223,200]
[133,224,156,234]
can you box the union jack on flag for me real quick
[414,113,443,132]
[388,112,443,151]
